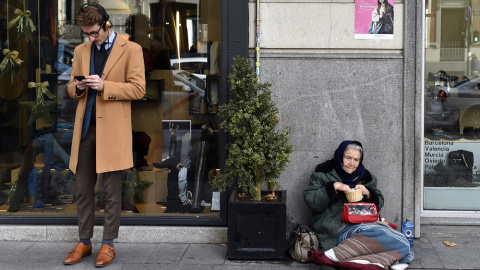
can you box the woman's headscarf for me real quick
[333,140,366,188]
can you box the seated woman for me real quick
[303,140,414,269]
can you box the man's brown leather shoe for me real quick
[64,242,92,265]
[95,244,115,267]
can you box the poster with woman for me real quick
[355,0,394,39]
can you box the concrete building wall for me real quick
[246,0,417,231]
[248,1,404,50]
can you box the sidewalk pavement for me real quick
[0,236,478,269]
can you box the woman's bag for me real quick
[341,202,379,224]
[286,224,319,263]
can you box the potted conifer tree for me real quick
[211,56,293,260]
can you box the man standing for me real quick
[63,3,145,267]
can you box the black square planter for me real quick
[227,190,286,260]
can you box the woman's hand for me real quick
[354,184,371,199]
[334,182,352,193]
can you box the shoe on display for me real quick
[475,126,480,139]
[33,199,46,208]
[427,128,462,140]
[463,126,476,139]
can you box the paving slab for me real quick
[0,237,478,269]
[122,263,214,270]
[429,237,480,269]
[113,242,157,264]
[19,242,73,264]
[410,238,444,269]
[180,243,227,265]
[145,243,189,264]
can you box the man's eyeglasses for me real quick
[80,22,105,37]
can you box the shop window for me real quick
[0,0,224,222]
[424,0,480,211]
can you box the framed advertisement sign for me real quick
[355,0,394,40]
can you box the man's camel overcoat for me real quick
[67,34,146,174]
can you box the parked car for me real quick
[55,43,75,73]
[426,71,480,110]
[170,56,208,114]
[425,71,480,138]
[170,55,207,74]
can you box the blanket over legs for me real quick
[309,223,414,269]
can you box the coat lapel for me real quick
[81,42,93,76]
[102,33,126,78]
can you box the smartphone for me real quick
[74,75,85,81]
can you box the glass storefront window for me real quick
[424,0,480,210]
[0,0,223,222]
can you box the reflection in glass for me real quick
[0,0,222,221]
[424,0,480,211]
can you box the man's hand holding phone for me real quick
[74,75,104,91]
[75,75,88,91]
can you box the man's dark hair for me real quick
[76,6,105,27]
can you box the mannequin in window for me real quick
[169,122,180,157]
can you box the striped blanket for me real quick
[309,222,414,269]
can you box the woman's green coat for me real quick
[303,160,384,251]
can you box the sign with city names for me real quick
[424,140,479,174]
